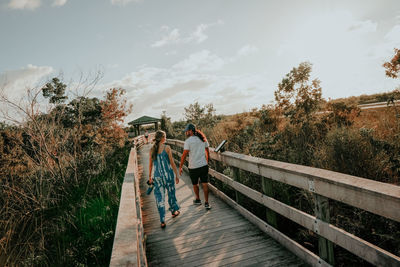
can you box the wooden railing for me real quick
[110,135,151,267]
[167,139,400,267]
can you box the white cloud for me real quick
[367,24,400,61]
[111,0,141,6]
[237,45,259,57]
[0,64,54,100]
[8,0,68,9]
[385,25,400,44]
[190,24,209,43]
[106,63,119,69]
[52,0,67,7]
[151,28,181,47]
[151,20,223,48]
[165,50,177,56]
[172,50,225,73]
[0,65,54,122]
[8,0,41,10]
[348,20,377,34]
[272,10,399,99]
[99,50,272,122]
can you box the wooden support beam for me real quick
[232,167,241,204]
[314,194,334,265]
[262,177,278,228]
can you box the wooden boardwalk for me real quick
[138,144,307,267]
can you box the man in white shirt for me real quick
[179,123,211,210]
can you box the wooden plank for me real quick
[146,221,249,244]
[109,172,139,267]
[149,235,271,265]
[140,144,303,267]
[145,212,246,233]
[225,247,305,267]
[154,240,272,266]
[142,206,235,226]
[209,167,400,266]
[208,183,327,267]
[147,231,264,258]
[144,224,254,246]
[209,246,300,267]
[167,138,400,223]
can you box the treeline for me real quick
[0,78,131,266]
[161,50,400,265]
[331,89,400,105]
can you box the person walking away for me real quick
[179,123,211,210]
[144,130,149,144]
[149,130,180,228]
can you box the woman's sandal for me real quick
[161,222,166,228]
[172,210,180,218]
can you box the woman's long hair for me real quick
[151,130,166,161]
[193,129,207,143]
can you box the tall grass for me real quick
[47,145,130,266]
[0,85,131,266]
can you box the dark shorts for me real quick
[189,165,209,185]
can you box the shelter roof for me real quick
[128,116,161,126]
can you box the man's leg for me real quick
[201,182,209,203]
[193,184,200,200]
[200,166,211,209]
[189,168,201,203]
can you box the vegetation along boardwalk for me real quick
[138,144,307,267]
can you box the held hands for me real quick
[175,176,179,184]
[149,177,153,184]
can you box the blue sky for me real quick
[1,0,400,122]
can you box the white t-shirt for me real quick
[184,136,209,169]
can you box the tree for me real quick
[383,48,400,79]
[160,111,174,138]
[325,102,360,127]
[184,102,216,128]
[274,62,323,123]
[42,77,68,104]
[383,48,400,123]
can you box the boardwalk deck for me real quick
[138,144,307,267]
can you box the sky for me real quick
[1,0,400,123]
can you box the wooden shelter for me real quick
[128,116,161,136]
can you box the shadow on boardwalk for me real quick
[138,144,307,267]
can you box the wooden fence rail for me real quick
[166,139,400,267]
[110,135,152,267]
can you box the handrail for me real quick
[167,139,400,267]
[110,135,149,267]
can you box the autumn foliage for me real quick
[383,48,400,79]
[0,80,131,266]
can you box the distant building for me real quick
[128,116,161,136]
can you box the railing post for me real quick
[261,177,278,228]
[314,194,335,265]
[232,167,242,205]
